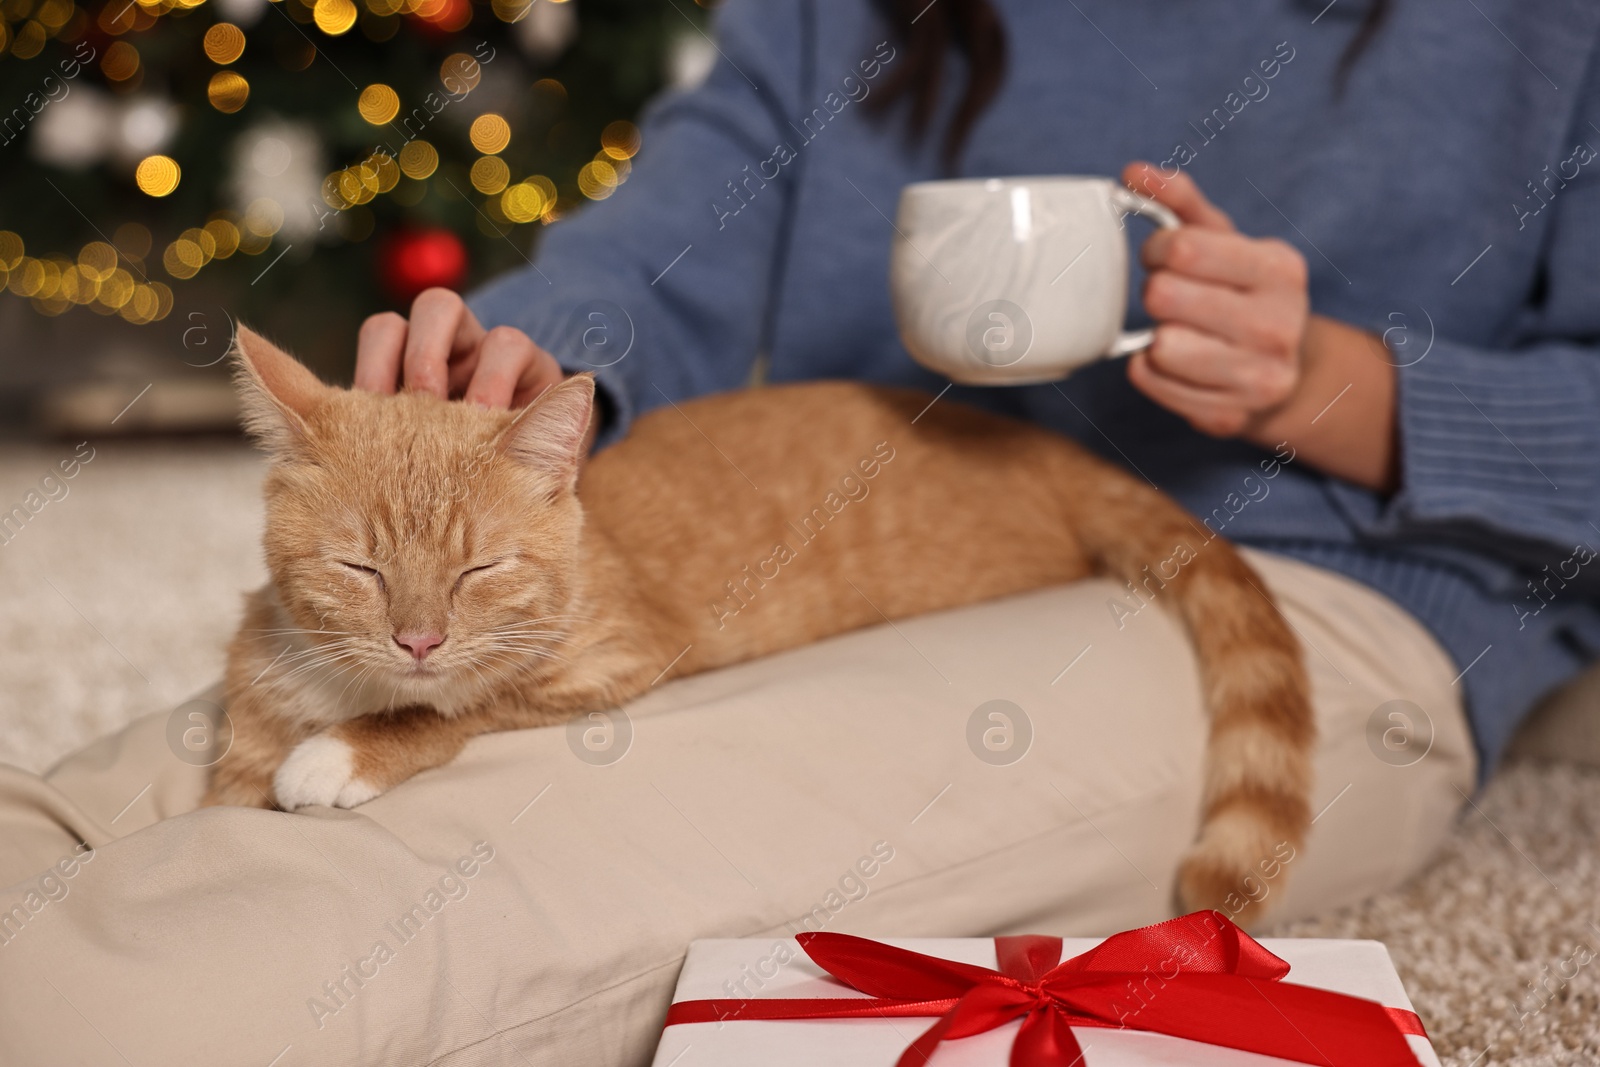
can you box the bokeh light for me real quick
[578,159,618,200]
[414,0,470,31]
[121,283,160,324]
[35,0,72,29]
[600,120,640,160]
[135,155,181,197]
[208,71,250,113]
[501,181,548,223]
[77,242,119,282]
[59,266,96,306]
[10,20,45,60]
[8,259,44,297]
[440,53,482,94]
[203,23,246,64]
[163,237,203,279]
[398,140,438,179]
[358,84,400,125]
[370,153,400,193]
[470,156,510,194]
[313,0,357,35]
[98,268,135,309]
[243,198,285,237]
[490,0,531,21]
[469,114,511,154]
[97,2,136,34]
[0,232,26,271]
[203,217,241,258]
[326,170,362,209]
[102,41,141,81]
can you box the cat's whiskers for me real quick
[460,659,512,700]
[481,631,570,643]
[240,627,360,642]
[477,638,569,664]
[270,635,359,658]
[482,636,565,650]
[247,638,362,685]
[486,613,593,632]
[268,638,367,672]
[335,661,383,706]
[272,639,376,683]
[277,652,370,685]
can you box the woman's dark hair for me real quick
[869,0,1393,168]
[1335,0,1394,86]
[866,0,1007,168]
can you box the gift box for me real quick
[651,912,1439,1067]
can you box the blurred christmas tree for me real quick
[0,0,713,365]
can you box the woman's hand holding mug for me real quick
[1122,162,1397,492]
[890,162,1396,492]
[1121,162,1310,440]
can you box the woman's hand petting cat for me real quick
[1121,162,1310,441]
[355,287,564,409]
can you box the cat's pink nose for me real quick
[394,632,445,661]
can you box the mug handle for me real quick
[1106,187,1181,357]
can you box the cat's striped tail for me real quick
[1072,469,1314,926]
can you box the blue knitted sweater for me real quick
[472,0,1600,771]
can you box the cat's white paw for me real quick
[274,735,382,810]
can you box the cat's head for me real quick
[233,325,594,711]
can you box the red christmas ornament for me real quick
[380,227,468,304]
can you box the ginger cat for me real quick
[205,327,1312,917]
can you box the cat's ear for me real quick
[232,325,327,458]
[499,374,595,490]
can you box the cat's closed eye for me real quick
[453,561,503,594]
[340,562,386,592]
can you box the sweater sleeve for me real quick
[1333,81,1600,581]
[467,0,809,448]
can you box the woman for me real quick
[358,0,1600,775]
[3,3,1596,1064]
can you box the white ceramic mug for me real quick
[890,176,1180,385]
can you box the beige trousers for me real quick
[0,550,1474,1067]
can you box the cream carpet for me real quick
[0,442,1593,1065]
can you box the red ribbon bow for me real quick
[665,911,1427,1066]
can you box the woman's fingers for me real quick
[1144,271,1266,348]
[353,312,409,394]
[1144,324,1249,390]
[1149,270,1306,359]
[1127,351,1253,438]
[446,348,483,397]
[1143,228,1295,291]
[508,351,567,410]
[1122,162,1235,231]
[1119,162,1312,441]
[402,288,486,399]
[464,327,563,409]
[352,289,557,410]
